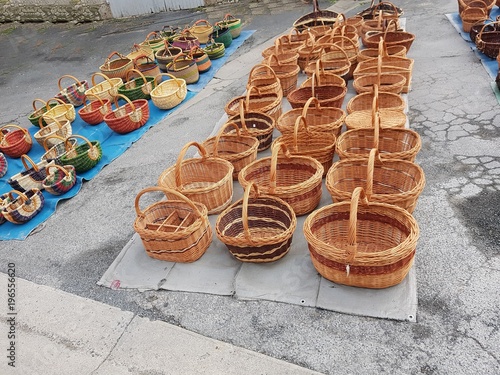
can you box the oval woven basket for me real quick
[134,186,212,262]
[363,27,416,52]
[264,54,300,96]
[54,74,89,107]
[42,97,76,124]
[28,99,57,128]
[287,73,347,109]
[7,154,55,192]
[189,19,214,44]
[150,73,187,110]
[40,135,77,165]
[103,94,150,134]
[155,42,183,72]
[303,187,420,289]
[303,44,351,79]
[216,182,297,263]
[219,13,242,39]
[1,189,45,225]
[157,141,234,215]
[0,124,33,159]
[346,84,405,114]
[85,72,123,103]
[262,39,300,65]
[225,85,282,121]
[357,44,406,62]
[42,164,77,196]
[352,55,406,94]
[99,51,133,80]
[326,148,426,213]
[140,32,167,52]
[238,142,324,216]
[300,60,347,89]
[78,93,112,125]
[59,135,103,173]
[34,115,72,148]
[246,63,282,96]
[118,68,156,101]
[475,20,500,58]
[0,153,7,178]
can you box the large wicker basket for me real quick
[303,187,420,289]
[263,54,300,96]
[287,73,347,109]
[157,142,234,215]
[134,186,212,262]
[215,182,297,263]
[225,86,282,121]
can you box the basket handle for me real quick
[21,154,39,172]
[192,19,211,27]
[91,72,114,87]
[365,148,383,200]
[266,53,281,67]
[5,190,29,206]
[237,100,250,133]
[372,110,381,150]
[38,114,62,129]
[64,134,92,152]
[104,51,129,64]
[43,134,66,152]
[57,75,84,91]
[143,32,162,43]
[154,73,183,88]
[32,98,48,111]
[125,68,147,84]
[383,19,397,39]
[293,116,309,152]
[0,124,29,144]
[241,182,261,240]
[84,92,106,108]
[245,85,261,110]
[223,13,238,21]
[269,141,291,193]
[46,97,70,110]
[174,141,209,188]
[213,122,242,157]
[113,93,136,112]
[346,187,370,264]
[301,97,321,119]
[134,186,203,218]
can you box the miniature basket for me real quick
[202,122,259,180]
[304,186,419,288]
[60,135,103,173]
[226,102,275,151]
[42,98,76,124]
[263,54,300,96]
[238,142,324,216]
[216,182,297,262]
[103,94,150,134]
[189,19,214,44]
[28,99,57,128]
[150,73,187,110]
[287,73,347,109]
[54,74,89,107]
[85,72,123,102]
[42,164,77,196]
[118,69,156,101]
[134,186,212,262]
[0,124,33,159]
[1,189,45,225]
[277,97,346,137]
[225,85,283,121]
[34,115,72,148]
[157,141,234,215]
[0,153,7,178]
[326,148,426,213]
[99,51,133,80]
[78,93,112,125]
[155,41,183,72]
[166,53,200,84]
[273,115,336,176]
[40,135,77,165]
[7,154,55,192]
[247,63,282,96]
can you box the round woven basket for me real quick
[103,94,150,134]
[99,51,133,80]
[0,124,33,158]
[238,142,324,216]
[225,86,282,121]
[34,115,72,148]
[263,54,300,96]
[157,142,234,215]
[347,84,405,114]
[215,182,297,263]
[85,72,123,102]
[246,64,282,96]
[150,73,187,110]
[303,187,420,289]
[287,73,347,109]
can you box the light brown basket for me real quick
[303,44,351,78]
[461,4,488,32]
[353,55,406,94]
[34,115,72,148]
[189,19,214,44]
[99,51,133,80]
[287,73,347,109]
[264,54,301,96]
[225,86,282,121]
[357,44,406,63]
[304,186,419,288]
[150,73,187,110]
[273,115,336,176]
[246,64,282,96]
[297,37,322,71]
[300,60,346,88]
[134,186,212,262]
[42,98,76,124]
[363,21,416,52]
[262,38,301,65]
[346,84,405,114]
[157,141,234,215]
[85,72,123,102]
[238,142,324,216]
[202,122,259,180]
[215,182,297,263]
[277,97,345,137]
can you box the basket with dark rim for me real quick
[28,99,57,128]
[226,101,275,151]
[353,55,406,94]
[166,53,200,84]
[225,85,283,121]
[155,41,183,72]
[42,164,77,196]
[300,60,346,89]
[203,39,226,60]
[78,93,112,125]
[210,23,233,48]
[215,182,297,263]
[118,68,156,101]
[338,110,420,161]
[7,154,55,192]
[277,97,346,137]
[273,115,336,176]
[150,73,187,110]
[326,148,426,213]
[157,141,234,215]
[1,189,45,225]
[475,19,500,58]
[358,0,403,20]
[85,72,123,103]
[34,115,72,149]
[293,0,341,31]
[99,51,133,81]
[263,54,300,96]
[202,122,259,180]
[0,124,33,159]
[60,134,103,173]
[287,72,347,109]
[103,94,150,134]
[238,142,324,216]
[134,186,212,262]
[346,84,405,114]
[54,74,89,107]
[130,54,161,79]
[304,186,419,289]
[246,63,282,96]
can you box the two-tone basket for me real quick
[60,135,103,173]
[1,189,45,225]
[54,74,89,107]
[103,94,150,134]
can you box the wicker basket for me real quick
[0,191,14,224]
[150,73,187,110]
[131,54,161,79]
[172,30,201,52]
[300,60,346,88]
[287,73,347,109]
[189,19,214,44]
[54,74,89,107]
[40,135,77,165]
[118,68,156,101]
[353,55,406,94]
[219,13,242,39]
[357,44,406,63]
[304,187,419,288]
[326,148,426,213]
[297,37,322,71]
[475,20,500,58]
[203,39,226,60]
[238,142,324,216]
[7,154,54,192]
[215,182,297,262]
[157,141,234,215]
[134,186,212,262]
[225,85,283,121]
[0,153,7,178]
[0,124,33,159]
[127,43,155,62]
[346,84,405,114]
[226,102,275,151]
[60,135,103,173]
[189,46,212,73]
[273,115,336,176]
[303,44,351,79]
[99,51,133,80]
[263,54,300,96]
[42,98,76,124]
[78,93,112,125]
[363,26,416,52]
[166,53,200,84]
[247,64,282,96]
[155,42,183,72]
[262,39,301,66]
[28,99,57,128]
[42,164,77,196]
[139,31,166,52]
[202,122,259,180]
[1,189,45,225]
[103,94,150,134]
[459,0,495,14]
[34,115,72,148]
[461,4,488,33]
[85,72,123,103]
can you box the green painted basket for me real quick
[210,25,233,48]
[219,14,242,39]
[204,40,226,60]
[118,69,156,101]
[60,135,102,173]
[28,99,57,128]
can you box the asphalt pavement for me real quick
[1,0,500,374]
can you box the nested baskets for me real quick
[202,122,259,180]
[238,142,324,216]
[7,154,54,192]
[304,187,419,288]
[225,85,283,121]
[34,116,72,148]
[134,187,213,262]
[303,44,351,79]
[103,94,150,134]
[326,148,426,213]
[273,115,336,176]
[60,135,103,173]
[42,164,77,196]
[287,73,347,109]
[85,72,123,102]
[247,63,282,96]
[226,103,275,151]
[99,51,133,80]
[157,141,234,215]
[150,73,187,110]
[277,97,346,137]
[118,69,156,101]
[1,189,45,225]
[42,98,76,124]
[461,4,488,33]
[0,124,33,158]
[262,39,300,66]
[264,54,300,96]
[78,93,112,125]
[357,44,406,62]
[54,74,89,107]
[216,182,297,262]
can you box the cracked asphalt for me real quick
[0,0,499,374]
